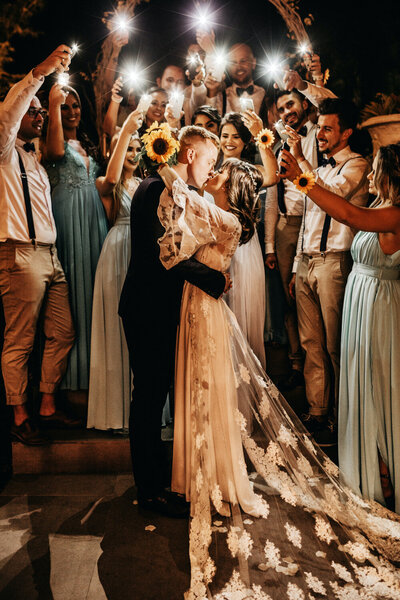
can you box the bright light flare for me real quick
[209,49,227,81]
[123,65,144,88]
[71,43,79,56]
[113,12,131,33]
[57,72,70,87]
[264,57,284,76]
[298,43,311,55]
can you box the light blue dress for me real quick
[87,184,139,431]
[339,230,400,512]
[46,141,109,390]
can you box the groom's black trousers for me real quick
[123,311,177,499]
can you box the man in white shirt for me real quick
[0,46,76,445]
[280,98,370,445]
[265,89,319,390]
[192,42,267,121]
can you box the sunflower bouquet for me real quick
[135,121,180,175]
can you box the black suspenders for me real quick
[16,150,36,246]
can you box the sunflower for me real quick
[255,128,275,150]
[141,121,170,144]
[293,171,316,194]
[145,128,180,164]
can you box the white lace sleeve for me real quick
[157,178,240,270]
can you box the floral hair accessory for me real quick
[255,128,275,150]
[293,171,316,194]
[135,121,180,174]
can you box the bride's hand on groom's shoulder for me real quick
[158,164,178,193]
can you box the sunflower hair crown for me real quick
[135,121,180,175]
[255,128,275,150]
[293,171,316,194]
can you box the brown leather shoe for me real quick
[11,419,50,446]
[39,410,83,429]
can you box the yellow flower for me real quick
[141,121,170,143]
[293,171,316,194]
[255,128,275,150]
[145,128,179,164]
[323,68,330,85]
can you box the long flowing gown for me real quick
[87,182,140,431]
[339,230,400,513]
[158,179,400,600]
[226,233,266,369]
[46,141,109,390]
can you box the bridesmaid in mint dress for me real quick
[87,110,143,431]
[280,142,400,512]
[44,84,108,393]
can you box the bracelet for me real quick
[293,171,316,194]
[111,94,123,104]
[255,128,275,150]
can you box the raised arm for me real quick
[103,77,124,139]
[0,45,71,163]
[241,110,280,187]
[282,69,336,107]
[96,109,143,218]
[280,149,400,234]
[44,84,69,161]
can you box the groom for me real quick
[119,126,228,516]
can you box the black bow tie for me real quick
[236,85,254,97]
[297,126,308,137]
[23,142,36,153]
[320,156,336,168]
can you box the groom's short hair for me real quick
[178,125,220,151]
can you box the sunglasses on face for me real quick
[26,107,48,119]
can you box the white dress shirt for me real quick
[0,71,56,244]
[293,146,370,271]
[300,81,337,107]
[225,82,266,116]
[264,120,318,254]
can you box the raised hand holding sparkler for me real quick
[33,45,72,80]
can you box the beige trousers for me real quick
[0,241,75,405]
[295,252,352,417]
[275,215,303,371]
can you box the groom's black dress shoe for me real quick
[138,491,189,518]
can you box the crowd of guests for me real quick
[0,27,399,516]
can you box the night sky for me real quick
[5,0,400,108]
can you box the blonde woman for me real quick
[87,110,142,431]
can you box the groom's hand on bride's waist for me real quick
[223,272,232,294]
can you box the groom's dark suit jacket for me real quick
[119,174,225,497]
[119,175,225,337]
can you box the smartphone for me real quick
[186,53,203,81]
[239,97,254,112]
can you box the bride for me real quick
[158,160,400,599]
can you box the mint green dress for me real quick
[339,230,400,512]
[46,142,109,390]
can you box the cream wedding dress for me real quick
[158,179,400,600]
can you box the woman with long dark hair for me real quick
[218,112,278,367]
[44,84,109,405]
